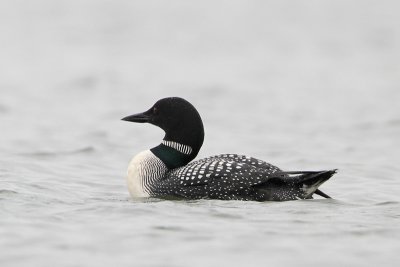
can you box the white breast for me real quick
[126,150,167,198]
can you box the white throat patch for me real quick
[162,140,193,155]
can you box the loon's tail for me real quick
[314,189,331,199]
[253,169,336,201]
[286,169,337,199]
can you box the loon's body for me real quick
[123,97,336,201]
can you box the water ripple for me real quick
[375,201,400,206]
[18,146,96,158]
[0,189,18,195]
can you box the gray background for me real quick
[1,1,399,266]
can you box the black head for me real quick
[122,97,205,168]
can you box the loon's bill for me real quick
[122,97,336,201]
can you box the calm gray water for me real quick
[1,1,400,266]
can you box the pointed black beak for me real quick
[121,111,151,123]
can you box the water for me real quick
[1,0,400,266]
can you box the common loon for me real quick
[122,97,336,201]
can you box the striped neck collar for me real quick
[161,140,193,155]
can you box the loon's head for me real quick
[122,97,204,169]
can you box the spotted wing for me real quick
[157,154,284,200]
[200,154,283,172]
